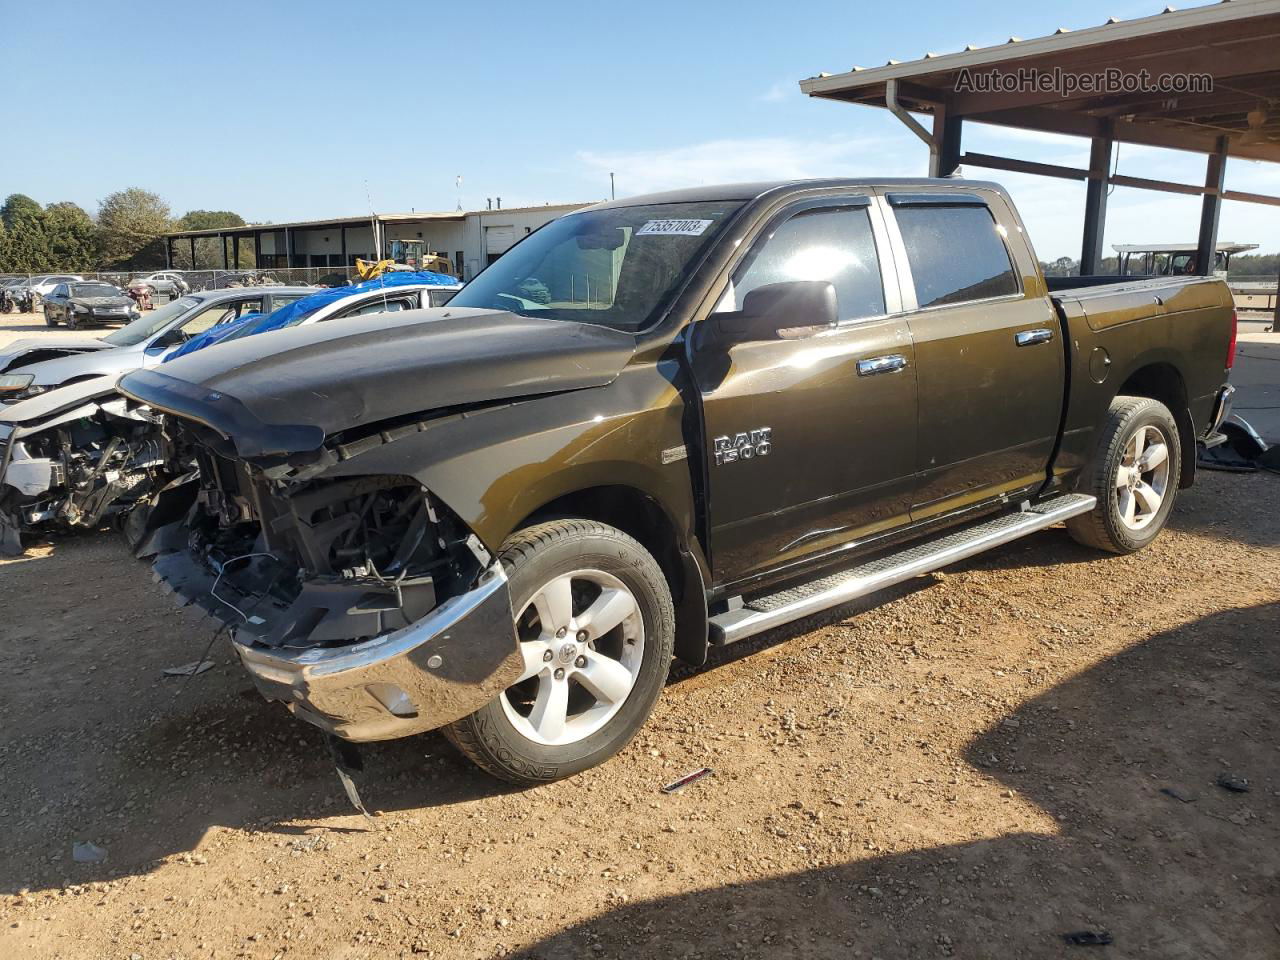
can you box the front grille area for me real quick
[157,434,484,649]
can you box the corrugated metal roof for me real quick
[799,0,1280,163]
[802,0,1259,87]
[167,202,590,239]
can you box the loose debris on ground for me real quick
[1,470,1277,959]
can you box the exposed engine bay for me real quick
[0,397,167,555]
[142,420,491,652]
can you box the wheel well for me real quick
[1116,363,1195,488]
[519,485,708,665]
[523,486,682,595]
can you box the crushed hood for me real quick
[117,308,637,459]
[0,337,110,373]
[0,374,123,437]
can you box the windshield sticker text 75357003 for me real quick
[636,219,713,237]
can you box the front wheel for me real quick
[445,519,675,785]
[44,307,57,326]
[1067,395,1181,554]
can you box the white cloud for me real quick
[575,128,1279,257]
[577,135,907,197]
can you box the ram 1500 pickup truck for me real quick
[118,178,1237,785]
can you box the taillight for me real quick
[1226,307,1238,370]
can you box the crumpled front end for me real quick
[143,427,521,741]
[0,396,166,555]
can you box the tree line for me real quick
[1041,253,1280,279]
[0,190,250,274]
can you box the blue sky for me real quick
[4,0,1277,259]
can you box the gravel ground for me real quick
[0,311,1277,960]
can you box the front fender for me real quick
[318,366,700,555]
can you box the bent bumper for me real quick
[1207,383,1235,438]
[233,562,521,742]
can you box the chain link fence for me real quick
[0,266,366,292]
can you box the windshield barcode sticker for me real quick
[637,219,713,237]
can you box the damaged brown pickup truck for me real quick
[118,178,1237,785]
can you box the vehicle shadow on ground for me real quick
[512,600,1280,959]
[2,538,1273,930]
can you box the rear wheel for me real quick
[445,520,674,785]
[1067,395,1180,554]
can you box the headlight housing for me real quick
[0,375,49,402]
[74,304,89,312]
[0,373,34,396]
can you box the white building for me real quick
[164,202,590,281]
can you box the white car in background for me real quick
[17,274,84,299]
[128,272,189,297]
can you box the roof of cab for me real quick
[585,177,1007,210]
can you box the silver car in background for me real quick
[129,272,189,297]
[0,286,312,403]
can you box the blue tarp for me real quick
[165,271,458,361]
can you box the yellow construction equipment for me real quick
[354,258,397,281]
[355,242,455,282]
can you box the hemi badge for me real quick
[661,446,688,465]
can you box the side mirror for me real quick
[708,280,838,345]
[152,328,187,349]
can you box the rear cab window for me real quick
[888,195,1021,308]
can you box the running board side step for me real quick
[707,494,1096,646]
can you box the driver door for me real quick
[143,296,264,363]
[691,197,919,586]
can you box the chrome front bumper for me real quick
[233,562,522,742]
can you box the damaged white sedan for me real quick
[0,376,169,554]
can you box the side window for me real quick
[53,284,68,297]
[894,204,1020,309]
[719,206,885,323]
[427,287,457,307]
[268,294,304,310]
[334,296,413,320]
[179,298,263,336]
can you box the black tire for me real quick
[65,310,78,330]
[44,307,57,326]
[444,519,675,785]
[1067,395,1181,554]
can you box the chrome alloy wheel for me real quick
[1115,423,1171,531]
[500,569,645,746]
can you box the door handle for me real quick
[857,354,908,376]
[1015,327,1054,347]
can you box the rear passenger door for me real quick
[880,190,1064,520]
[694,196,918,584]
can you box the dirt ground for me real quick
[0,314,1278,960]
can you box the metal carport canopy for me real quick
[798,0,1280,298]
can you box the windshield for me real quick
[446,200,743,332]
[102,296,201,346]
[71,283,120,298]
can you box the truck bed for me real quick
[1043,271,1234,491]
[1045,274,1219,301]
